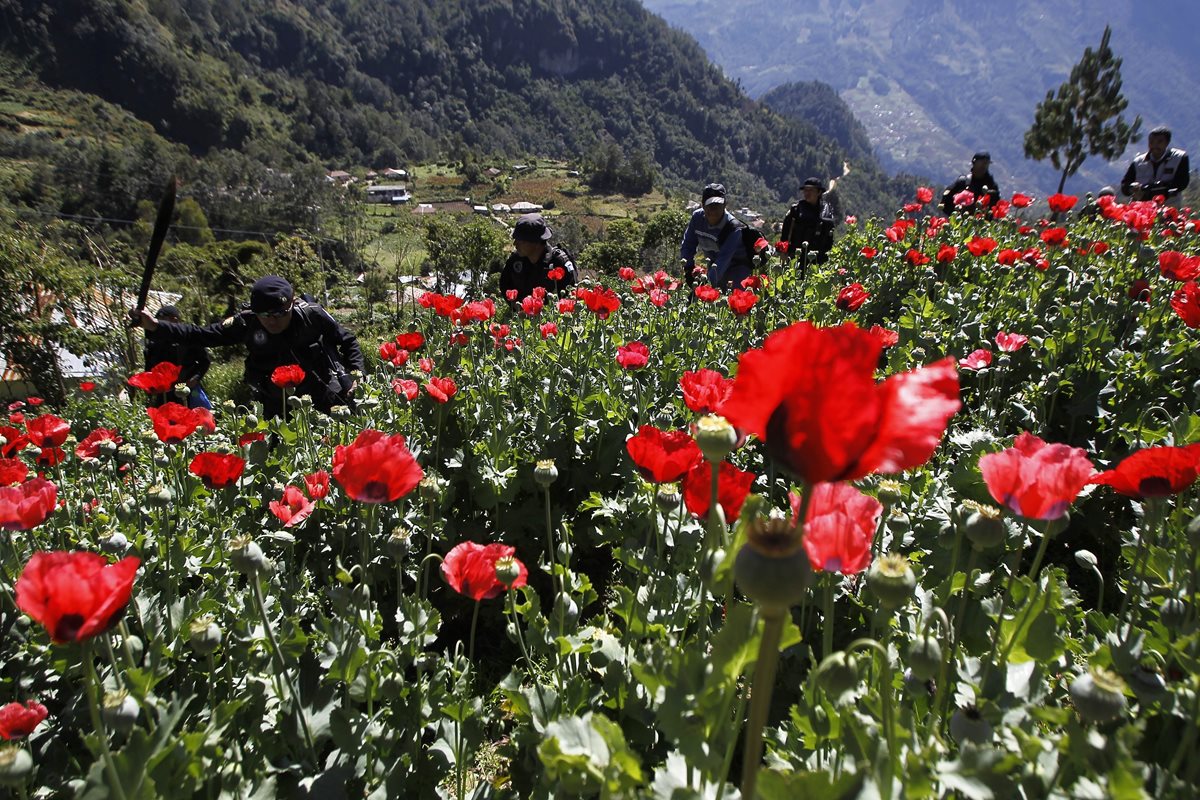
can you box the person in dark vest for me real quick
[144,304,212,409]
[132,276,363,419]
[498,213,577,300]
[941,152,1002,216]
[680,183,754,290]
[1121,126,1190,207]
[780,177,836,265]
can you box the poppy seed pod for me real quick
[1069,667,1127,724]
[494,556,522,587]
[0,746,32,786]
[101,691,139,734]
[733,517,811,614]
[694,415,737,463]
[229,536,268,575]
[655,485,681,511]
[188,616,222,656]
[906,635,942,682]
[100,532,129,556]
[877,479,904,504]
[534,459,559,488]
[961,502,1006,550]
[1158,597,1187,631]
[386,530,412,560]
[866,554,916,610]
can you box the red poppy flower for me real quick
[127,362,182,394]
[720,322,960,484]
[540,322,559,339]
[775,240,791,254]
[35,447,67,468]
[450,332,469,346]
[681,460,755,521]
[1088,241,1109,255]
[995,249,1020,266]
[6,402,22,411]
[425,376,458,402]
[15,551,140,643]
[305,470,330,500]
[424,293,464,317]
[79,381,96,392]
[392,378,420,401]
[953,189,976,208]
[958,349,993,370]
[1046,193,1078,213]
[648,289,670,307]
[188,452,245,490]
[26,397,42,407]
[1172,281,1200,328]
[727,290,758,315]
[626,426,703,484]
[0,426,28,458]
[194,408,216,435]
[238,431,267,446]
[520,296,544,317]
[146,403,203,444]
[990,199,1011,219]
[577,287,622,320]
[1127,279,1151,302]
[269,485,315,527]
[868,325,899,349]
[379,342,409,366]
[0,458,28,487]
[25,414,69,448]
[695,285,721,302]
[8,413,22,426]
[915,186,934,204]
[790,482,882,574]
[904,249,931,266]
[936,244,958,263]
[885,225,906,242]
[442,541,528,601]
[0,477,56,530]
[860,246,878,259]
[1159,251,1200,281]
[618,267,636,281]
[845,215,857,225]
[556,298,576,314]
[1090,444,1200,499]
[616,341,650,370]
[270,364,306,389]
[979,432,1094,520]
[995,332,1029,353]
[680,369,734,415]
[1011,193,1032,208]
[75,428,122,460]
[332,429,423,503]
[835,284,870,311]
[967,236,998,257]
[418,357,435,373]
[0,700,48,740]
[1040,227,1069,246]
[505,289,519,302]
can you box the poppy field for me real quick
[2,190,1200,798]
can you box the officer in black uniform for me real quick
[498,213,577,300]
[780,177,836,265]
[144,304,212,409]
[941,152,1002,216]
[132,276,364,419]
[1121,126,1190,207]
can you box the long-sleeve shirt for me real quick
[680,209,752,289]
[1121,148,1190,205]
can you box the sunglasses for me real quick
[256,307,292,319]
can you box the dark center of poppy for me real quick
[1137,476,1173,498]
[357,480,390,503]
[54,613,85,642]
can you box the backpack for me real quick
[716,217,772,265]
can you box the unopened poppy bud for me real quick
[1074,549,1099,570]
[734,517,810,614]
[386,530,412,560]
[813,651,859,698]
[286,394,303,408]
[1069,667,1127,724]
[877,479,904,504]
[655,485,681,511]
[961,501,1005,550]
[100,532,129,555]
[102,690,139,734]
[0,745,32,786]
[867,554,916,610]
[495,556,521,586]
[949,705,992,745]
[1128,663,1167,704]
[534,458,559,488]
[1159,597,1187,631]
[188,616,222,656]
[694,415,737,463]
[245,414,259,428]
[229,535,268,575]
[153,451,171,468]
[906,635,942,681]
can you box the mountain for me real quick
[639,0,1200,196]
[0,0,914,224]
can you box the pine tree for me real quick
[1023,27,1141,194]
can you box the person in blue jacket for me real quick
[680,183,754,291]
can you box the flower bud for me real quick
[229,536,268,575]
[1074,549,1099,571]
[694,415,737,463]
[961,501,1005,550]
[813,651,859,698]
[245,415,260,428]
[102,690,139,734]
[1159,596,1187,631]
[0,745,32,786]
[1069,667,1127,724]
[949,705,992,745]
[866,554,916,610]
[655,485,681,511]
[534,458,559,488]
[906,635,942,681]
[495,556,522,587]
[733,517,811,614]
[188,616,222,656]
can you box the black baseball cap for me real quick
[702,183,727,207]
[801,177,826,192]
[155,304,180,320]
[972,151,991,162]
[513,213,553,243]
[250,275,294,314]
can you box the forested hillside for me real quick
[0,0,912,222]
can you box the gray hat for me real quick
[513,213,552,243]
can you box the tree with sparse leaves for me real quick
[1023,27,1141,194]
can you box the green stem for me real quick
[823,578,836,659]
[250,574,317,761]
[509,589,550,721]
[468,600,481,666]
[740,610,785,800]
[82,640,129,800]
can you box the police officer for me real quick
[132,276,364,418]
[144,304,212,409]
[780,177,836,265]
[1121,126,1190,207]
[680,183,755,291]
[941,152,1002,216]
[498,213,577,300]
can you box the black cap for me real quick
[972,151,991,162]
[513,213,552,243]
[250,275,294,314]
[702,183,727,207]
[1150,125,1172,139]
[155,304,180,320]
[1098,185,1116,197]
[801,177,826,192]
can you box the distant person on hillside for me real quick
[1121,126,1190,207]
[780,177,836,266]
[680,183,755,291]
[498,213,577,301]
[144,304,212,410]
[941,152,1002,216]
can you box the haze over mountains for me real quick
[640,0,1200,196]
